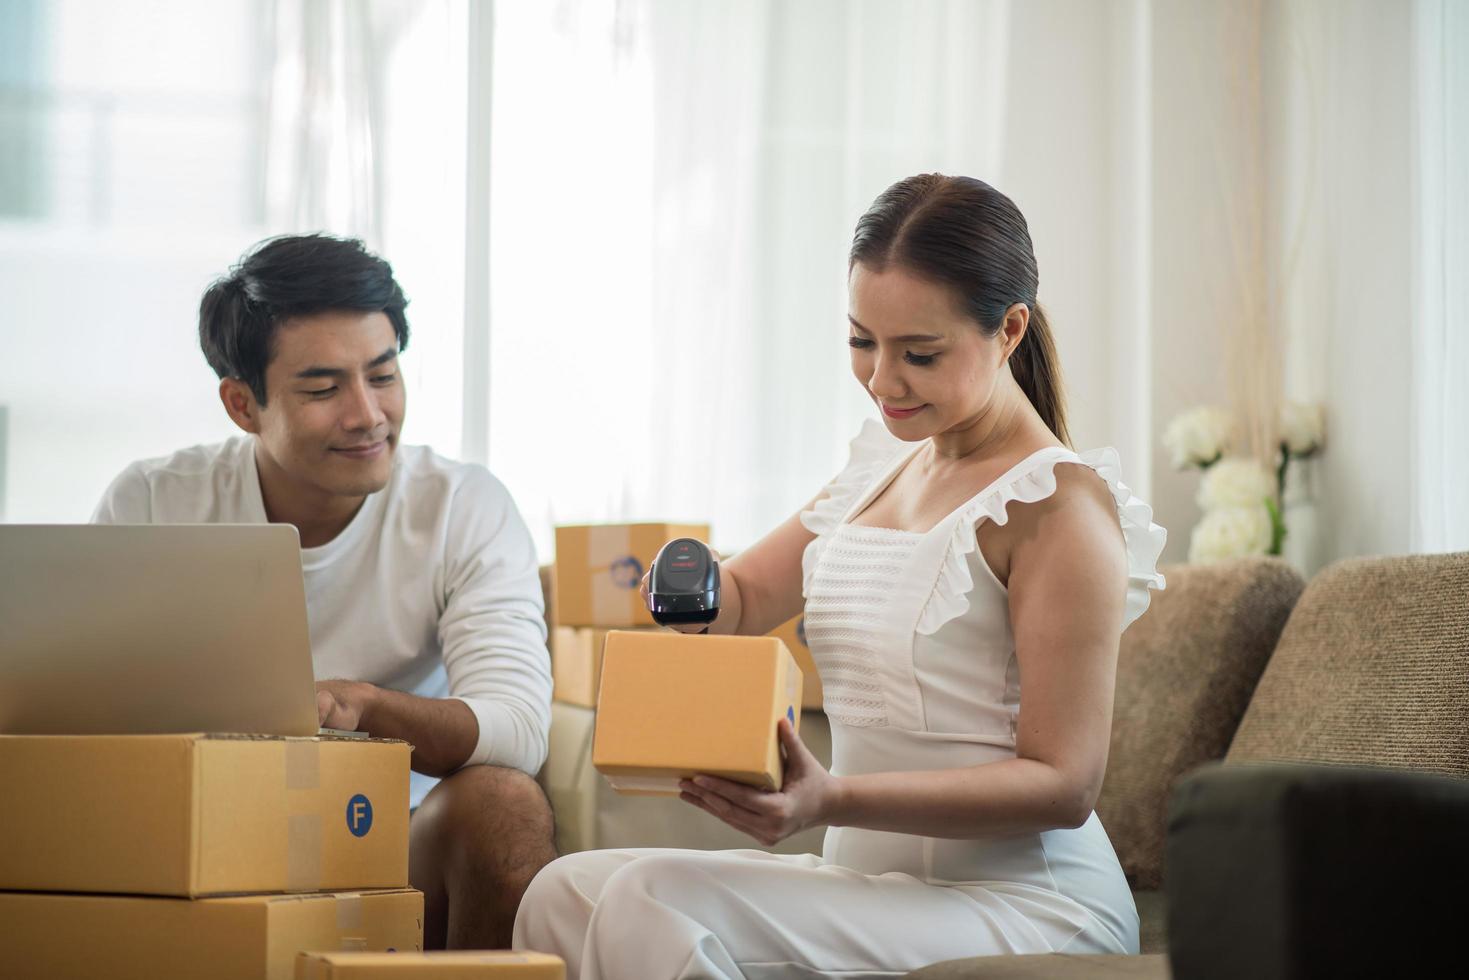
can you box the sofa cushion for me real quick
[1133,889,1166,956]
[1226,551,1469,774]
[1098,558,1304,889]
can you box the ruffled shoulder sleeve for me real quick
[798,418,907,596]
[915,446,1167,636]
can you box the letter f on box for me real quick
[346,793,373,837]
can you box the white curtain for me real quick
[0,0,267,524]
[1412,0,1469,554]
[263,0,470,458]
[1145,0,1469,570]
[1239,0,1469,569]
[256,0,1466,566]
[265,0,397,240]
[484,0,1168,557]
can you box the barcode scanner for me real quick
[647,538,720,630]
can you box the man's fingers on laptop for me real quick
[315,689,337,726]
[314,680,364,731]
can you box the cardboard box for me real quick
[0,888,422,980]
[551,626,666,708]
[767,614,823,710]
[543,700,832,856]
[0,733,410,897]
[553,523,710,627]
[592,631,802,795]
[297,951,564,978]
[551,625,610,708]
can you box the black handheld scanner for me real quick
[647,537,720,629]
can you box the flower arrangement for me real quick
[1164,403,1325,563]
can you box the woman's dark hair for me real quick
[198,234,410,405]
[849,174,1069,446]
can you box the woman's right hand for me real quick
[642,555,724,633]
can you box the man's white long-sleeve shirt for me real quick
[92,437,551,805]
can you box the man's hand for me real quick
[315,679,377,732]
[677,718,841,846]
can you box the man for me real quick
[92,234,556,948]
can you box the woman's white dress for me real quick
[514,420,1167,979]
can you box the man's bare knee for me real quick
[416,765,554,862]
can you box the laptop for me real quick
[0,524,321,737]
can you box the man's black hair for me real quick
[198,234,410,405]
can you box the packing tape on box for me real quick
[286,738,321,790]
[288,814,323,892]
[338,893,368,955]
[337,892,365,930]
[587,525,638,625]
[285,739,323,891]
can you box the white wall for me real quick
[1276,0,1416,568]
[1145,0,1421,569]
[1148,0,1243,564]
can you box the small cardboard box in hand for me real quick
[592,631,802,795]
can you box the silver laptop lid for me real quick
[0,524,319,737]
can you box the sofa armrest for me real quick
[1165,762,1469,979]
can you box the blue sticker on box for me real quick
[346,793,374,837]
[608,555,644,590]
[787,706,796,724]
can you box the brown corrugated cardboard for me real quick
[553,523,710,627]
[551,626,665,708]
[551,626,608,708]
[296,950,564,978]
[545,700,833,855]
[0,888,423,980]
[0,733,410,897]
[592,631,802,795]
[767,615,823,710]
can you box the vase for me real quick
[1280,456,1322,575]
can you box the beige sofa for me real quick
[909,551,1469,978]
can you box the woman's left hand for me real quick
[679,717,841,846]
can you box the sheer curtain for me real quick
[262,0,1153,558]
[263,0,470,457]
[1412,0,1469,553]
[250,0,1465,566]
[1248,0,1468,569]
[0,0,268,523]
[484,0,1085,556]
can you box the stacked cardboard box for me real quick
[552,523,711,629]
[541,700,833,856]
[550,625,615,708]
[296,950,565,978]
[538,523,832,856]
[547,523,708,708]
[0,732,422,980]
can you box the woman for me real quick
[514,174,1166,978]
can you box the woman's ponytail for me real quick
[1011,303,1069,446]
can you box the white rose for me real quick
[1163,406,1233,469]
[1197,456,1276,510]
[1188,505,1273,563]
[1280,401,1325,457]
